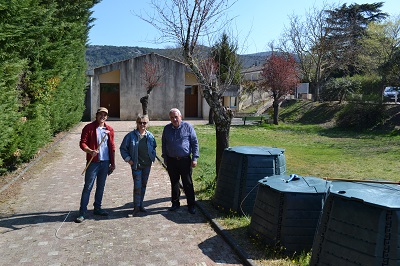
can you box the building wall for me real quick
[90,53,187,121]
[99,70,119,83]
[199,87,210,119]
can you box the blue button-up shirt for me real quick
[162,121,199,161]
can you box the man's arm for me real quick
[161,127,168,164]
[80,124,98,157]
[108,127,116,168]
[189,125,199,168]
[190,126,199,162]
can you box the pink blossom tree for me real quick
[261,53,300,124]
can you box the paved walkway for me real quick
[0,120,244,265]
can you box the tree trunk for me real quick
[208,109,214,124]
[214,114,231,177]
[273,99,279,125]
[140,95,149,115]
[182,51,233,178]
[215,127,229,177]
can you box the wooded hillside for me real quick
[85,45,270,69]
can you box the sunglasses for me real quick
[139,121,148,125]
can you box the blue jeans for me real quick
[79,160,109,215]
[132,166,151,208]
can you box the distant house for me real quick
[84,52,240,121]
[241,64,263,82]
[222,85,240,113]
[239,64,271,110]
[295,83,311,99]
[85,53,210,121]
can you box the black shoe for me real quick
[188,205,196,214]
[139,206,147,212]
[128,208,140,217]
[168,204,180,211]
[93,208,109,216]
[75,215,85,223]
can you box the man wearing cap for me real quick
[75,107,116,223]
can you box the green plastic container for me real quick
[311,181,400,266]
[213,146,286,215]
[249,175,328,254]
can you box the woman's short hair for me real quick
[136,114,149,125]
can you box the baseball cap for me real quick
[96,107,108,114]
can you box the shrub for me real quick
[336,102,387,130]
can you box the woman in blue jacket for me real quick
[120,115,157,216]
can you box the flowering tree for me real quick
[260,53,299,124]
[140,60,163,115]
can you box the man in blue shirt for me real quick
[162,108,199,214]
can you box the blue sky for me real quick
[88,0,399,54]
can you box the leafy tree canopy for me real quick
[325,2,388,77]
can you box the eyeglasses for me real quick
[139,122,147,125]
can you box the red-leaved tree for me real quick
[261,53,299,124]
[140,59,163,115]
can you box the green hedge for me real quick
[0,0,99,174]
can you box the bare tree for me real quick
[138,0,239,176]
[280,3,336,101]
[140,58,163,115]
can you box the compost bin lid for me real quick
[226,146,285,156]
[258,175,328,193]
[329,181,400,208]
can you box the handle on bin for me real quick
[286,174,299,183]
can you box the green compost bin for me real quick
[310,181,400,266]
[249,175,328,255]
[213,146,286,215]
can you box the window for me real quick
[230,97,237,108]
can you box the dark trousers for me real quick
[167,157,195,207]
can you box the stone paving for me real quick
[0,120,243,266]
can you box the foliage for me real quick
[260,53,299,124]
[261,53,299,94]
[0,0,98,173]
[336,102,387,130]
[349,74,382,96]
[0,60,26,174]
[360,16,400,89]
[324,3,388,77]
[321,76,361,103]
[211,32,242,85]
[281,4,398,103]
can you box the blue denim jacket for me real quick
[120,129,157,170]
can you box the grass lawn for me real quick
[150,122,400,265]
